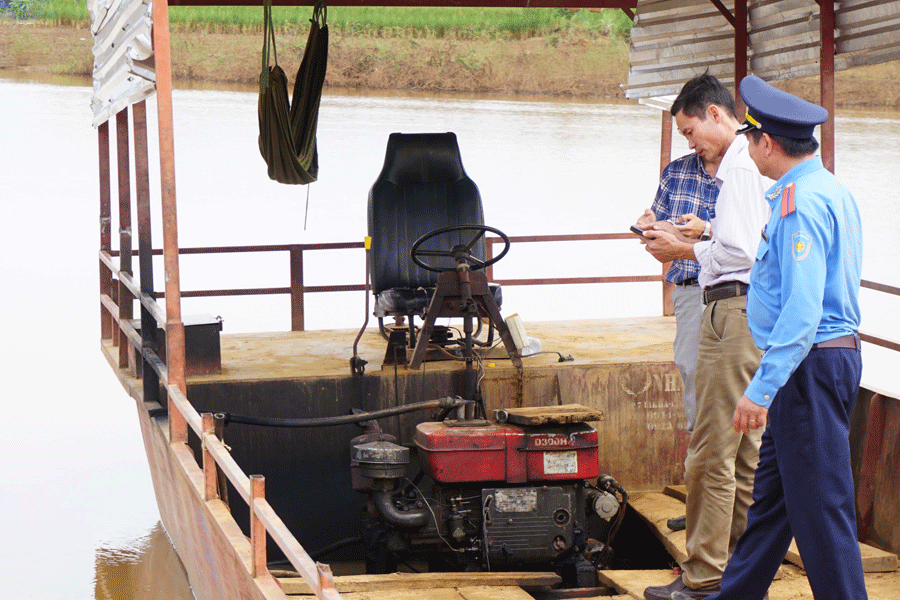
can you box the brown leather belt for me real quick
[811,334,861,350]
[702,280,749,304]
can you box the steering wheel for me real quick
[411,225,510,272]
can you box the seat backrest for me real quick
[368,132,485,295]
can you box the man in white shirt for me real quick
[641,74,772,600]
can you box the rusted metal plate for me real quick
[135,403,288,600]
[851,389,900,558]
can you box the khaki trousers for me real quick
[682,294,763,588]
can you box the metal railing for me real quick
[98,103,343,600]
[109,232,668,331]
[860,280,900,353]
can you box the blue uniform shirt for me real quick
[744,156,863,408]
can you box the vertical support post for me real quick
[153,0,187,444]
[99,121,113,341]
[660,110,675,317]
[116,109,134,368]
[134,100,160,406]
[734,0,748,115]
[250,475,267,577]
[290,246,305,332]
[202,413,218,501]
[819,0,836,173]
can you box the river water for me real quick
[1,76,898,600]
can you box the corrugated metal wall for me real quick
[89,0,156,127]
[626,0,900,100]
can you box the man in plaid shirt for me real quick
[636,151,718,434]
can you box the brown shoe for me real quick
[665,581,720,600]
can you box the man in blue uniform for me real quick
[673,76,867,600]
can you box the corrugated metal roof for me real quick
[89,0,156,127]
[626,0,900,100]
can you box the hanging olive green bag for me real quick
[258,0,328,185]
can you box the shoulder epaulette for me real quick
[780,182,796,217]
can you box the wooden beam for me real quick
[786,538,898,573]
[278,572,562,595]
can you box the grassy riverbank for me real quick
[2,4,899,105]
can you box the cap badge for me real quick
[744,110,763,130]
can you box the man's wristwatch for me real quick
[700,220,711,241]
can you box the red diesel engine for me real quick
[351,404,626,587]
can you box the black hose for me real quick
[309,536,364,560]
[216,396,467,428]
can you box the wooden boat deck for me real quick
[103,316,900,600]
[186,317,678,385]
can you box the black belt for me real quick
[702,281,748,304]
[811,334,861,350]
[676,278,699,287]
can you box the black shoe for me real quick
[645,576,689,600]
[667,515,687,531]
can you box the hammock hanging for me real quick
[258,0,328,185]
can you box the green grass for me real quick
[6,0,632,39]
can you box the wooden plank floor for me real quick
[279,572,559,599]
[611,490,900,599]
[186,317,677,384]
[629,491,898,574]
[599,568,900,600]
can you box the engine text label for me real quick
[544,450,578,475]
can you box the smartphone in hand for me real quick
[630,225,646,237]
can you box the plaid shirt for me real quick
[651,152,718,283]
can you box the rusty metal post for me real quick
[819,0,836,173]
[660,110,675,317]
[116,109,134,368]
[734,0,748,116]
[153,0,187,443]
[99,121,113,341]
[214,413,230,508]
[202,413,218,501]
[485,238,495,282]
[290,246,305,331]
[133,100,161,406]
[250,475,267,577]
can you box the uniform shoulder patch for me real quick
[780,182,796,217]
[792,231,811,261]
